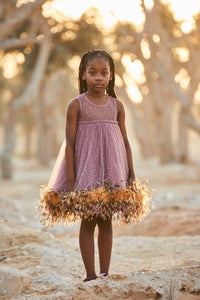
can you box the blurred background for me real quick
[1,0,200,181]
[1,2,200,298]
[1,0,200,232]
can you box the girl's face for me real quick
[82,56,112,93]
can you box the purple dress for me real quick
[47,93,129,193]
[38,93,152,226]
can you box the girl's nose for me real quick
[95,73,102,80]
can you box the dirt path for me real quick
[0,158,200,299]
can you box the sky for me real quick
[52,0,200,32]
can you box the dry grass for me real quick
[168,279,175,300]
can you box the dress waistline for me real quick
[78,120,119,125]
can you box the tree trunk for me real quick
[50,127,60,158]
[142,93,158,158]
[36,88,51,165]
[159,103,175,164]
[177,107,188,163]
[115,85,145,155]
[155,84,175,164]
[0,31,51,177]
[24,123,33,159]
[0,103,15,179]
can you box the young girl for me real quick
[38,49,151,282]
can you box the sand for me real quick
[0,157,200,299]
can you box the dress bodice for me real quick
[76,93,118,122]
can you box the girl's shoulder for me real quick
[115,98,125,112]
[67,93,86,110]
[107,96,124,107]
[69,93,87,106]
[68,97,80,106]
[115,98,124,105]
[67,96,80,113]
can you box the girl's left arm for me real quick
[117,99,136,186]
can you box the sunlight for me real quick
[162,0,200,33]
[122,56,145,83]
[52,0,144,27]
[172,47,190,63]
[167,0,200,20]
[153,34,160,43]
[194,84,200,104]
[17,0,34,7]
[1,52,25,79]
[68,55,81,71]
[144,0,155,10]
[51,0,200,30]
[127,83,143,103]
[175,68,191,90]
[16,0,200,104]
[181,19,196,34]
[141,39,151,60]
[115,74,123,88]
[122,56,144,103]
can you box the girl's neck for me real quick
[85,90,107,102]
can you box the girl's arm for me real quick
[65,98,80,192]
[116,99,136,186]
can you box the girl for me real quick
[38,49,151,282]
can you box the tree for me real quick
[0,0,51,177]
[111,0,200,163]
[0,2,106,178]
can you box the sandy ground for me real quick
[0,157,200,299]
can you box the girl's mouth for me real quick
[94,84,104,88]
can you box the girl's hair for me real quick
[78,49,117,98]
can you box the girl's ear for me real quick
[109,71,113,81]
[82,72,86,80]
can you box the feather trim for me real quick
[35,178,153,227]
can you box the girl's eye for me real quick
[103,72,108,76]
[89,71,96,75]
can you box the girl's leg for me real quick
[97,217,113,274]
[79,217,97,278]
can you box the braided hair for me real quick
[78,49,117,98]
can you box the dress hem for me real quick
[35,178,153,228]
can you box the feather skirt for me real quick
[36,178,153,227]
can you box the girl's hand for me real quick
[128,176,137,192]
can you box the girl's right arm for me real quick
[65,98,80,192]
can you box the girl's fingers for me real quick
[133,182,138,193]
